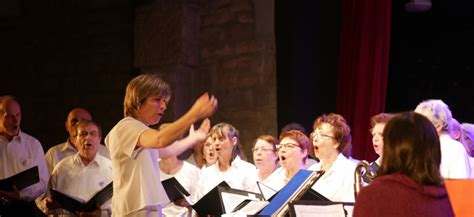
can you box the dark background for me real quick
[386,0,474,122]
[276,0,474,134]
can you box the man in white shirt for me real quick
[45,107,110,174]
[415,99,471,179]
[43,119,112,216]
[0,95,49,216]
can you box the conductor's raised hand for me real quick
[190,93,218,120]
[189,118,211,142]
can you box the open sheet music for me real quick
[50,181,113,213]
[289,200,354,217]
[258,169,327,217]
[191,181,231,216]
[256,181,278,201]
[220,187,263,213]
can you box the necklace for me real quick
[160,160,183,175]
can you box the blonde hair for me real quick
[123,74,171,117]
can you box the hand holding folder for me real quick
[0,166,39,191]
[161,177,190,202]
[191,181,231,216]
[191,181,265,217]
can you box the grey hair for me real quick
[414,99,452,133]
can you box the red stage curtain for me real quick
[336,0,392,161]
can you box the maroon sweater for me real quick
[353,173,454,217]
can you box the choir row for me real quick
[1,74,472,217]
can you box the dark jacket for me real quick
[353,173,454,217]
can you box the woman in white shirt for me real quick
[160,155,200,217]
[308,113,356,202]
[157,123,200,217]
[252,135,285,193]
[105,74,217,216]
[195,123,257,200]
[278,130,310,184]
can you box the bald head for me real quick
[0,95,21,141]
[66,108,92,140]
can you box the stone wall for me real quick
[134,0,277,160]
[0,0,277,160]
[198,0,277,160]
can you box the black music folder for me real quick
[50,181,113,213]
[191,181,231,217]
[162,177,190,202]
[192,181,264,216]
[0,166,39,191]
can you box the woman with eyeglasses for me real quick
[252,135,285,192]
[308,113,356,202]
[278,130,310,184]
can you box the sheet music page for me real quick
[221,200,269,217]
[257,181,277,200]
[236,200,269,214]
[293,204,345,217]
[344,204,354,217]
[220,192,258,214]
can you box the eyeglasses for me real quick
[310,132,335,141]
[252,147,275,152]
[77,131,99,138]
[276,143,300,150]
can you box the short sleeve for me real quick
[106,117,149,158]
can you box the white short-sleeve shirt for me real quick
[160,161,200,217]
[105,117,169,216]
[195,156,257,200]
[308,153,356,202]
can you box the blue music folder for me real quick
[258,169,326,216]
